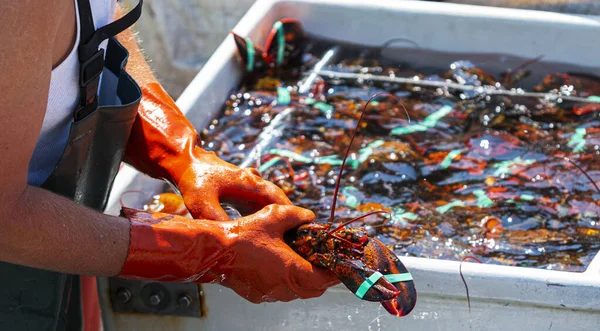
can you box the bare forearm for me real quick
[0,186,130,276]
[115,6,207,184]
[114,5,157,87]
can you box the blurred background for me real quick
[120,0,600,98]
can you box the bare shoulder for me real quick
[0,0,65,194]
[0,0,63,30]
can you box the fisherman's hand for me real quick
[124,82,291,220]
[118,204,339,303]
[176,150,293,220]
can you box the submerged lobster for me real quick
[230,18,307,79]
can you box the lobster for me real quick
[281,92,417,317]
[230,18,308,80]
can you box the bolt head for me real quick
[116,288,132,303]
[149,293,161,306]
[178,295,192,308]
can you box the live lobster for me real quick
[281,91,417,317]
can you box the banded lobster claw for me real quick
[364,238,417,316]
[231,18,307,75]
[285,222,417,317]
[322,236,416,316]
[231,33,271,74]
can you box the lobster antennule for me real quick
[328,92,407,225]
[327,211,390,235]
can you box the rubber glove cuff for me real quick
[117,207,235,283]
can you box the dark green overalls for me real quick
[0,1,143,329]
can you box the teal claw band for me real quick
[277,87,291,106]
[355,272,413,299]
[273,21,285,66]
[245,38,255,72]
[355,272,384,299]
[384,273,413,283]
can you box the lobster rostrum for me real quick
[282,93,417,317]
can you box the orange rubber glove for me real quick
[118,204,338,303]
[124,83,292,220]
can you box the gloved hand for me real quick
[124,82,292,220]
[118,204,339,303]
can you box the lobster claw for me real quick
[365,238,417,317]
[230,32,270,73]
[264,18,307,67]
[320,254,399,302]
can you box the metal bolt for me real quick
[149,293,161,306]
[178,294,192,308]
[116,288,132,303]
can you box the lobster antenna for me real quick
[328,211,389,235]
[565,157,600,194]
[459,255,483,313]
[503,54,544,86]
[328,92,410,225]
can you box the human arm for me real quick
[0,1,336,302]
[0,1,130,276]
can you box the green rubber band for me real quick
[355,272,413,299]
[567,127,586,153]
[273,21,285,66]
[245,38,255,72]
[342,186,360,208]
[384,273,413,283]
[474,189,494,208]
[440,149,462,169]
[436,200,465,214]
[304,97,316,105]
[422,105,453,126]
[519,194,535,201]
[492,157,535,176]
[391,105,453,136]
[588,96,600,102]
[314,102,334,113]
[266,140,385,170]
[277,87,291,106]
[391,124,428,135]
[357,140,385,163]
[258,156,281,173]
[355,272,384,299]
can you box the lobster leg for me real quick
[314,253,399,302]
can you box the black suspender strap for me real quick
[74,0,143,120]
